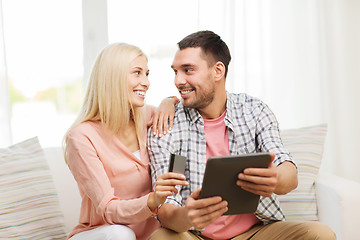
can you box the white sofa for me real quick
[44,147,81,236]
[44,148,360,240]
[3,124,358,239]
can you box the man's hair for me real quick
[177,30,231,77]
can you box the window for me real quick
[2,0,83,147]
[107,0,199,106]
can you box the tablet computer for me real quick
[199,153,271,215]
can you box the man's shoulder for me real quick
[148,103,188,143]
[173,102,192,122]
[228,92,265,110]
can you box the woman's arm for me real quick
[66,128,154,225]
[147,172,188,212]
[149,96,179,137]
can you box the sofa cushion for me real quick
[278,124,327,221]
[0,137,67,239]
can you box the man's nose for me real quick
[174,73,186,87]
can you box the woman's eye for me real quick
[134,71,140,75]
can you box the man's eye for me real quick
[185,69,193,73]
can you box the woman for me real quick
[64,43,188,240]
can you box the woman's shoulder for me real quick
[67,120,103,139]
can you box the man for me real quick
[148,30,335,240]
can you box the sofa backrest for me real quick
[44,147,81,233]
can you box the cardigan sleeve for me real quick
[66,125,154,225]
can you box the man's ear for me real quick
[214,61,226,82]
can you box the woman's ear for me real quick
[214,61,226,82]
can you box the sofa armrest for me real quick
[315,171,360,240]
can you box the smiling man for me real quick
[148,30,335,240]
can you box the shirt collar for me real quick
[183,105,203,125]
[181,91,242,126]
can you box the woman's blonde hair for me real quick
[63,43,147,163]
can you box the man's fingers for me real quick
[189,188,202,199]
[239,186,273,197]
[189,200,228,218]
[187,200,228,229]
[238,173,277,186]
[191,205,228,229]
[187,195,223,211]
[269,152,275,164]
[237,180,274,197]
[242,165,277,178]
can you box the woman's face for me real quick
[127,55,150,108]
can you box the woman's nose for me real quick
[141,75,150,88]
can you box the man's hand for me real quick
[236,153,298,196]
[236,153,277,197]
[185,188,228,230]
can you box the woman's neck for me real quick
[117,120,140,152]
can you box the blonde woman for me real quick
[64,43,188,240]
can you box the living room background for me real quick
[0,0,359,182]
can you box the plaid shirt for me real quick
[148,92,294,223]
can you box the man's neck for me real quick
[198,90,227,119]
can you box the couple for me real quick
[64,31,335,240]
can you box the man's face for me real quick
[171,47,215,109]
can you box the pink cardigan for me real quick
[66,107,159,240]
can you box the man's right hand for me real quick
[185,188,228,230]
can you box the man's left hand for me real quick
[236,153,277,197]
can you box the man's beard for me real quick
[183,83,215,109]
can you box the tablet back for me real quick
[199,153,271,215]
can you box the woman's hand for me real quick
[152,96,179,137]
[148,172,188,212]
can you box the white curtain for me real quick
[0,0,11,147]
[82,0,108,89]
[198,0,360,182]
[1,0,359,181]
[319,0,360,183]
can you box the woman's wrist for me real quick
[147,192,158,212]
[167,96,179,105]
[147,193,159,213]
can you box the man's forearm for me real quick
[274,161,298,195]
[157,203,192,232]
